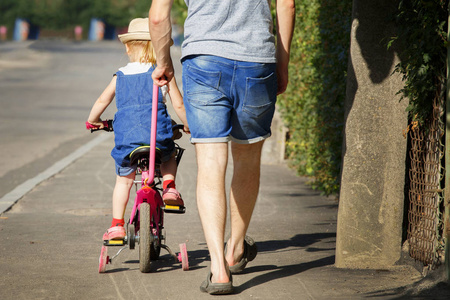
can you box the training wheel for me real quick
[179,243,189,271]
[99,245,108,273]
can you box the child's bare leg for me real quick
[112,172,136,220]
[103,172,135,240]
[160,154,177,183]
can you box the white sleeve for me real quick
[161,85,169,103]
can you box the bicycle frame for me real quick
[97,84,188,273]
[129,83,163,231]
[129,181,164,234]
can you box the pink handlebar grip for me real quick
[85,121,110,130]
[85,122,97,130]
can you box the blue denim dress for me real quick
[111,67,174,174]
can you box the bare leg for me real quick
[160,154,177,182]
[195,142,230,283]
[112,173,136,220]
[226,140,264,266]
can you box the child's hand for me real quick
[87,120,105,129]
[86,120,113,132]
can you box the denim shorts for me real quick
[182,55,277,144]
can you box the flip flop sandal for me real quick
[200,271,234,295]
[227,236,258,274]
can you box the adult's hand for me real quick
[276,63,289,95]
[152,64,174,87]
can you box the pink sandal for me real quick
[102,226,126,240]
[162,188,184,206]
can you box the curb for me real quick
[0,134,111,214]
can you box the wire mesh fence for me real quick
[407,97,445,268]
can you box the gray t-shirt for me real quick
[181,0,276,63]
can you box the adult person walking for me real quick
[149,0,295,295]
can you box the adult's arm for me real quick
[275,0,295,95]
[149,0,174,86]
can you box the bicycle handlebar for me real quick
[85,120,114,133]
[86,120,185,136]
[172,124,185,132]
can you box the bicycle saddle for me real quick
[129,146,163,167]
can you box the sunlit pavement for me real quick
[0,41,440,299]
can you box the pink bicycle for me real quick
[87,85,189,273]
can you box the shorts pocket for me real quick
[185,65,221,94]
[184,64,223,105]
[243,72,277,118]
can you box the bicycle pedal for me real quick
[163,205,186,214]
[103,239,126,246]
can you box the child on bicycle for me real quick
[86,18,189,241]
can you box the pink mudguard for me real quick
[129,186,163,227]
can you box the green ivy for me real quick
[277,0,352,196]
[390,0,448,127]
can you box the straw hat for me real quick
[118,18,151,44]
[118,18,174,45]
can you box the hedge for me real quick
[277,0,352,196]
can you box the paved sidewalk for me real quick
[1,132,446,299]
[1,40,450,299]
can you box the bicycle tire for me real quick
[139,203,152,273]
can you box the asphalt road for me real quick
[0,40,449,299]
[0,41,124,198]
[0,40,183,211]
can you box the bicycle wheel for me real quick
[139,202,152,273]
